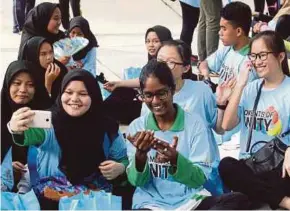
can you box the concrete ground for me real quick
[0,0,254,84]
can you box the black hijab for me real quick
[69,16,99,61]
[19,36,67,102]
[145,25,173,60]
[1,60,52,163]
[18,2,65,59]
[50,70,118,185]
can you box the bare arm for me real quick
[215,109,225,134]
[118,78,140,88]
[104,78,140,92]
[222,85,244,131]
[222,62,251,131]
[198,61,210,80]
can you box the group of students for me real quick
[1,0,290,210]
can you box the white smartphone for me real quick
[29,110,52,129]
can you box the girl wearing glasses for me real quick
[126,59,251,210]
[219,31,290,209]
[141,39,226,195]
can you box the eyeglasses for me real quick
[140,88,170,102]
[157,59,184,70]
[248,52,275,62]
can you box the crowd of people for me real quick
[2,0,290,210]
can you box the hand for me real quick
[74,60,83,68]
[282,147,290,178]
[45,63,61,94]
[216,77,236,105]
[153,136,178,165]
[237,61,252,88]
[58,56,70,65]
[103,81,120,92]
[12,161,27,173]
[99,160,125,180]
[127,131,155,154]
[10,107,35,133]
[253,21,267,33]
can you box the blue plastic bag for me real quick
[59,190,122,210]
[98,81,111,100]
[122,67,142,80]
[1,190,40,210]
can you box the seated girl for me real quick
[102,25,173,124]
[60,16,99,76]
[18,2,65,58]
[1,60,51,192]
[19,36,67,102]
[219,31,290,209]
[9,70,127,197]
[126,59,252,210]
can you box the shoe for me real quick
[12,28,22,35]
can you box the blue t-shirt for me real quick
[238,77,290,158]
[126,107,214,209]
[1,148,14,191]
[35,128,127,182]
[68,47,97,76]
[207,45,258,84]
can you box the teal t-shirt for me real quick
[238,77,290,158]
[126,106,214,209]
[207,45,258,84]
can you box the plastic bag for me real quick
[1,190,40,210]
[122,67,142,80]
[53,37,89,59]
[59,190,122,210]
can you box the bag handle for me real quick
[246,80,265,152]
[280,128,290,138]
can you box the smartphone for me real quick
[29,110,52,129]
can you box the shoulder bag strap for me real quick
[246,80,265,152]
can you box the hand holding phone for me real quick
[153,136,178,165]
[126,130,155,153]
[29,110,52,128]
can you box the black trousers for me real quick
[254,0,278,16]
[218,157,290,209]
[180,1,200,47]
[136,192,252,210]
[195,192,252,210]
[59,0,81,30]
[276,15,290,40]
[103,87,142,125]
[13,0,35,31]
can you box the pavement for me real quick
[0,0,255,85]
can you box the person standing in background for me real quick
[13,0,35,34]
[179,0,200,64]
[254,0,279,17]
[197,0,222,62]
[59,0,81,30]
